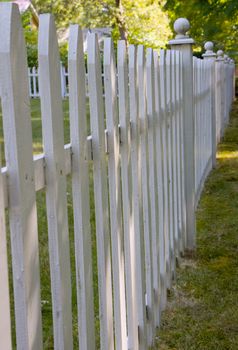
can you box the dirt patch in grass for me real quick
[154,100,238,350]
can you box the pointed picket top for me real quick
[68,24,84,62]
[118,39,126,66]
[38,14,57,57]
[137,44,145,69]
[146,47,153,65]
[104,36,114,67]
[137,45,146,125]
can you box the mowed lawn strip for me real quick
[154,99,238,350]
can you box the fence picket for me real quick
[153,51,166,311]
[117,41,139,350]
[146,48,160,327]
[87,33,114,350]
[0,141,11,350]
[171,51,179,260]
[178,52,187,251]
[175,51,183,254]
[159,49,170,297]
[38,14,73,350]
[137,45,154,346]
[0,3,43,349]
[104,37,127,350]
[68,25,95,350]
[128,44,147,350]
[165,50,175,285]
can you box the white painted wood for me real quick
[1,168,8,208]
[87,33,114,350]
[165,50,175,284]
[215,60,222,143]
[137,44,154,346]
[68,25,95,350]
[0,3,43,349]
[33,67,37,96]
[117,41,139,350]
[198,59,202,193]
[171,51,177,260]
[104,37,127,350]
[175,51,184,254]
[34,154,46,192]
[128,44,147,350]
[170,37,196,251]
[178,52,186,251]
[0,109,12,349]
[1,144,78,208]
[28,67,32,97]
[203,56,216,168]
[171,50,179,262]
[60,61,66,98]
[38,14,73,350]
[159,49,170,297]
[146,48,160,327]
[193,58,198,194]
[153,51,166,311]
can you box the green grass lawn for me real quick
[154,99,238,349]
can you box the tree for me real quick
[165,0,238,59]
[32,0,172,49]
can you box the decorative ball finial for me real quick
[216,50,224,60]
[204,41,214,52]
[217,50,224,57]
[223,54,229,63]
[202,41,216,58]
[174,18,190,39]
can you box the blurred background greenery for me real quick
[3,0,238,66]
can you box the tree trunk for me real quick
[115,0,128,43]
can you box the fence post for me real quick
[223,55,230,127]
[169,18,196,251]
[231,59,236,100]
[216,50,225,140]
[202,42,217,168]
[217,50,226,137]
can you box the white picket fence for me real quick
[28,63,69,98]
[0,3,235,350]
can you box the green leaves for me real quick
[165,0,238,60]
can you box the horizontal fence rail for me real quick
[0,3,235,350]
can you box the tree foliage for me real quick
[32,0,171,49]
[165,0,238,59]
[8,0,238,64]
